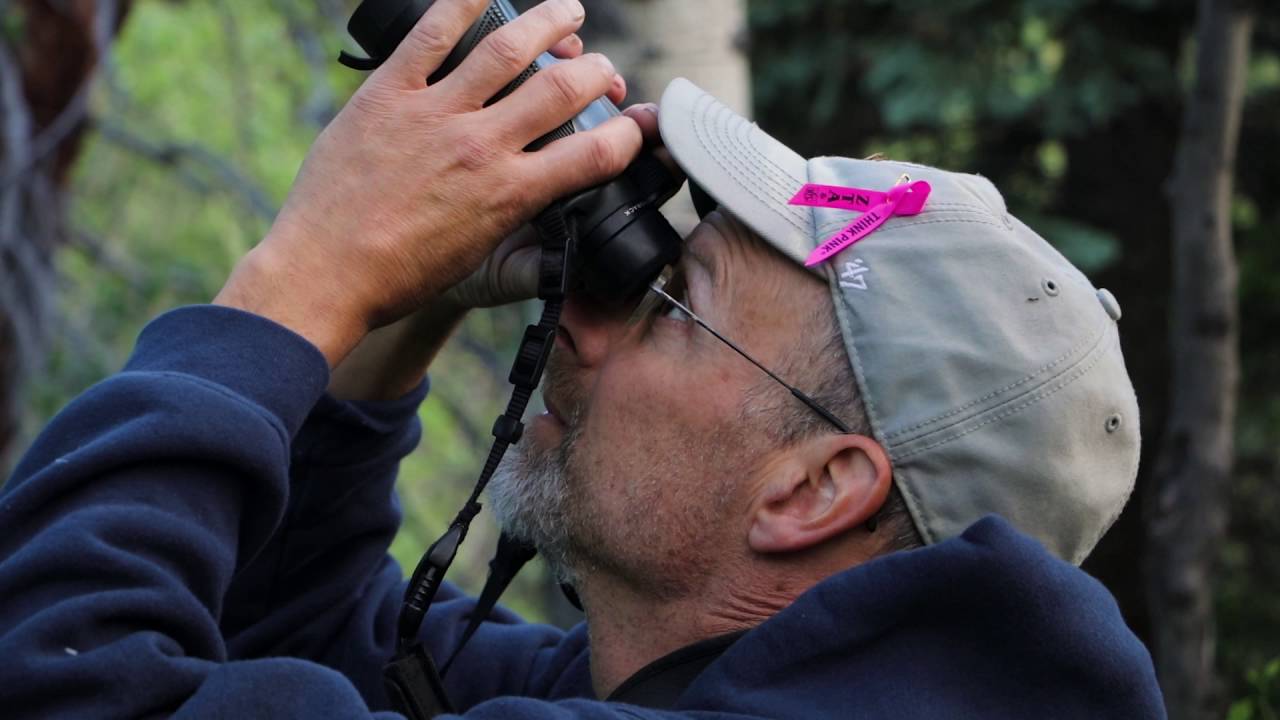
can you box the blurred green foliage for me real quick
[19,0,1280,707]
[1227,657,1280,720]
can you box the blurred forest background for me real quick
[1,0,1277,717]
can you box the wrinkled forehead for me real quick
[685,207,821,288]
[682,207,831,343]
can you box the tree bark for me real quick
[0,0,132,476]
[1146,1,1252,718]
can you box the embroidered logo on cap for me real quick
[840,259,870,291]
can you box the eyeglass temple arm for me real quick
[649,286,852,434]
[786,387,851,433]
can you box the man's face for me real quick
[489,210,828,597]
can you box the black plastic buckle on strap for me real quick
[534,204,572,301]
[509,324,556,391]
[539,241,570,301]
[491,414,523,445]
[398,523,465,644]
[384,643,455,720]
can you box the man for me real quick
[0,0,1164,717]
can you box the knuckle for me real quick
[455,133,501,172]
[406,23,455,60]
[483,30,528,74]
[586,53,615,84]
[586,134,620,176]
[350,86,391,117]
[545,65,585,108]
[350,82,405,122]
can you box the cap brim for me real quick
[658,78,817,270]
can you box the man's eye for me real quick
[663,301,691,322]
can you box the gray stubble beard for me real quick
[487,419,587,588]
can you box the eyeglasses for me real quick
[631,267,852,435]
[630,270,886,534]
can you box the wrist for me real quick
[214,243,369,367]
[327,302,467,402]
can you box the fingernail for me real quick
[562,0,585,21]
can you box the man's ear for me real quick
[747,434,892,554]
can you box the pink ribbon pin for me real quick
[789,180,932,266]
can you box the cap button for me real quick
[1097,289,1122,322]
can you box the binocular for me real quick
[340,0,686,303]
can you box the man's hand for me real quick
[438,99,668,310]
[327,102,663,402]
[214,0,643,366]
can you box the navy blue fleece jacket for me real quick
[0,306,1165,718]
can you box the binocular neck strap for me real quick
[383,203,575,720]
[441,533,538,676]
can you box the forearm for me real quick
[328,300,466,402]
[220,380,428,686]
[0,306,330,716]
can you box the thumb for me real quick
[489,245,541,308]
[442,242,541,310]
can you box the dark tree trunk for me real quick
[1071,95,1181,649]
[1145,1,1252,718]
[0,0,132,475]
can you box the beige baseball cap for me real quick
[658,78,1140,564]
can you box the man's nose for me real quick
[558,295,632,367]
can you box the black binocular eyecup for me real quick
[563,150,684,304]
[579,209,682,303]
